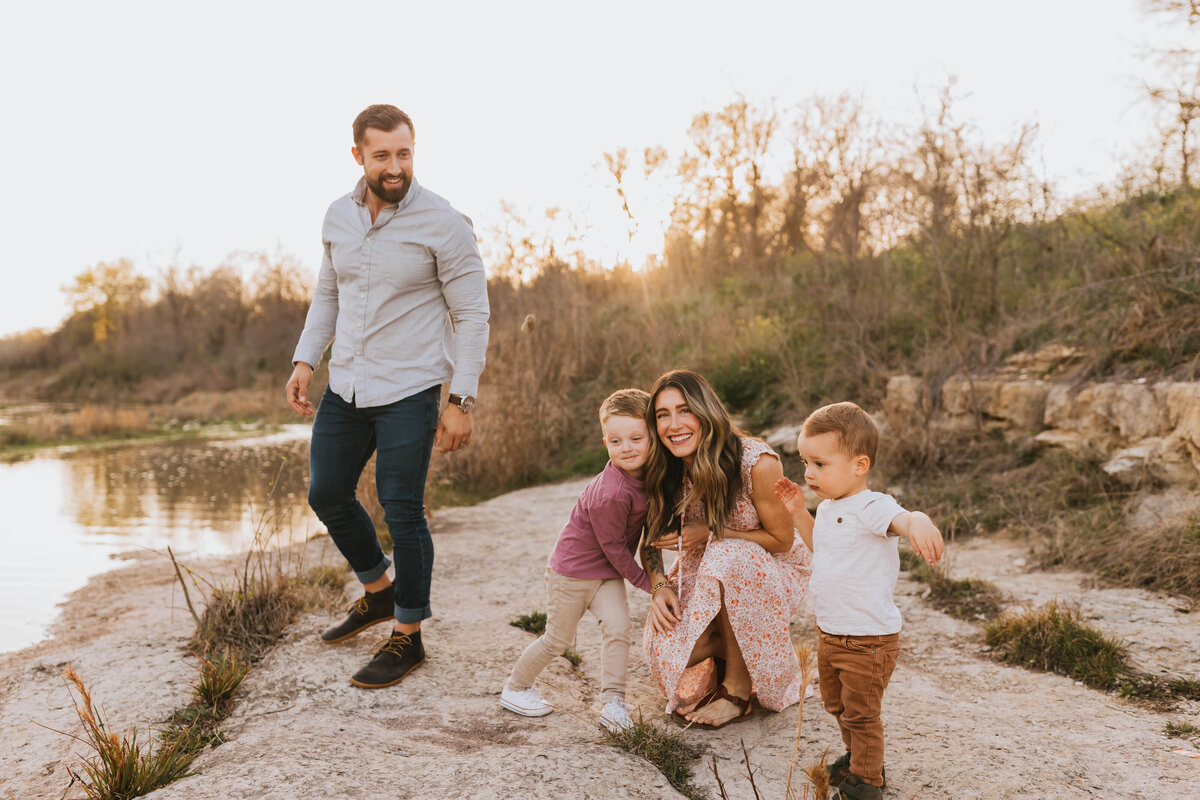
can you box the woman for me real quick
[641,369,813,728]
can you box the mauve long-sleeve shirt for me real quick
[548,461,653,593]
[293,177,490,407]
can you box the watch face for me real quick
[458,396,475,413]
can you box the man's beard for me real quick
[366,171,410,204]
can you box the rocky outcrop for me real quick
[880,346,1200,487]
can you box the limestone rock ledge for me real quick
[881,355,1200,490]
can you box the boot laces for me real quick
[377,633,413,657]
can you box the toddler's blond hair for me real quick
[802,401,879,467]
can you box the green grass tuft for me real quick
[603,715,705,799]
[193,648,248,710]
[562,647,583,668]
[509,611,547,635]
[983,601,1200,707]
[983,601,1129,691]
[61,668,197,800]
[902,552,1005,620]
[1166,720,1200,738]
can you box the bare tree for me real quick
[1143,0,1200,25]
[1145,49,1200,189]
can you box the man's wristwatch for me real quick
[448,393,475,414]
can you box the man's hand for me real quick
[435,404,472,453]
[647,586,681,634]
[285,362,315,416]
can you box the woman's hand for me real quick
[651,522,710,551]
[648,586,681,634]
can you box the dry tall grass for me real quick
[55,668,196,800]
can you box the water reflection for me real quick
[0,427,319,654]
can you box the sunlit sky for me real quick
[0,1,1183,336]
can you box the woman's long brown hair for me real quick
[643,369,744,544]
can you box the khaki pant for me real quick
[817,628,900,787]
[506,568,631,701]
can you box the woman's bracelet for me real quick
[651,580,671,597]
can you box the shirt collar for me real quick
[352,176,421,212]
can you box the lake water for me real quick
[0,427,319,654]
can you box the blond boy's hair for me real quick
[599,388,650,428]
[802,401,879,468]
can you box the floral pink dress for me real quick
[644,438,812,713]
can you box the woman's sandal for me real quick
[669,659,727,727]
[670,683,722,726]
[681,684,753,729]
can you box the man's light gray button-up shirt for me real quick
[293,177,490,408]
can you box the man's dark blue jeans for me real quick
[308,384,439,624]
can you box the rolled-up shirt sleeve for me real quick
[437,212,490,398]
[292,239,339,368]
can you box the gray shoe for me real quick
[350,630,425,688]
[831,774,882,800]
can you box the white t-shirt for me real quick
[811,490,907,636]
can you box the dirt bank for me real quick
[1,479,1197,799]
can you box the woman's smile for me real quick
[655,387,701,461]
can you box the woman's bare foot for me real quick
[686,683,751,727]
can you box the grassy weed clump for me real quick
[562,647,583,669]
[193,648,248,710]
[901,553,1005,620]
[1043,513,1200,601]
[984,601,1129,690]
[510,611,547,635]
[983,601,1200,707]
[58,668,196,800]
[603,716,704,799]
[1166,720,1200,738]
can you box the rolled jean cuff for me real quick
[354,556,392,585]
[395,603,432,624]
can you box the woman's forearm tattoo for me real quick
[641,542,664,577]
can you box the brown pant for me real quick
[817,628,900,787]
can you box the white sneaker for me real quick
[500,686,553,717]
[599,696,634,732]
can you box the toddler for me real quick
[776,401,943,800]
[500,388,654,731]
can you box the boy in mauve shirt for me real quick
[500,388,653,732]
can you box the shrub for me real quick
[60,668,196,800]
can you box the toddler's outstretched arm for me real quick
[773,477,814,553]
[889,511,944,565]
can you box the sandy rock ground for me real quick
[2,479,1198,800]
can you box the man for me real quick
[286,104,489,688]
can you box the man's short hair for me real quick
[600,388,650,428]
[353,104,415,146]
[802,401,879,467]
